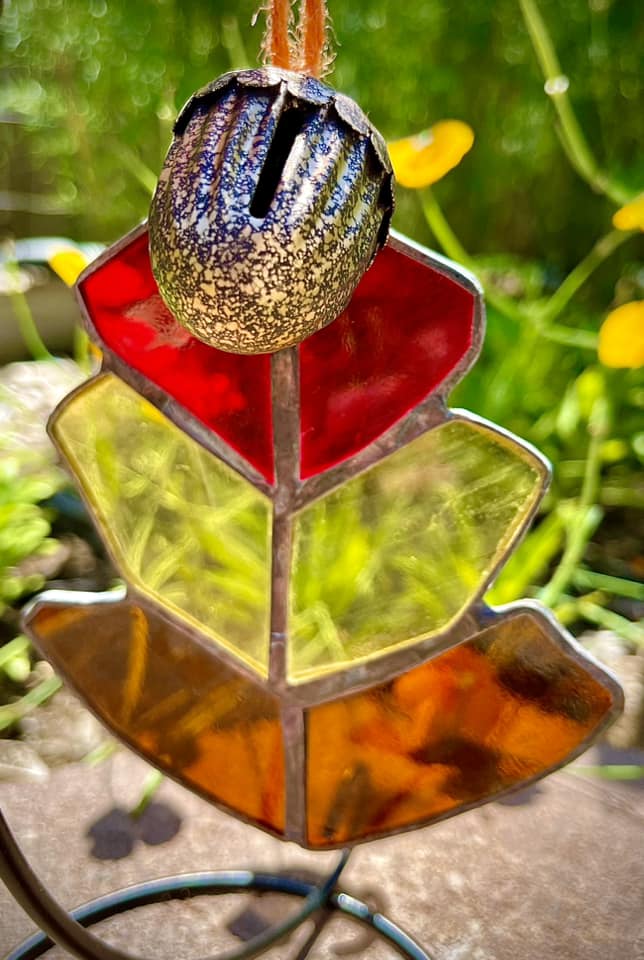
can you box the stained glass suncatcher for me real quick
[24,218,622,848]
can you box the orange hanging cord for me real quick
[296,0,329,77]
[266,0,292,69]
[262,0,331,78]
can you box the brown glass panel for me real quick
[27,596,285,834]
[306,612,616,847]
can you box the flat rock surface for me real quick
[0,749,642,959]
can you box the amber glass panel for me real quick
[51,375,272,676]
[28,598,285,832]
[289,418,543,682]
[79,230,274,482]
[306,612,614,847]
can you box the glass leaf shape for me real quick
[289,416,546,683]
[305,607,620,846]
[26,591,285,833]
[78,228,274,482]
[50,374,272,677]
[299,238,480,478]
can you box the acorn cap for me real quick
[149,68,394,354]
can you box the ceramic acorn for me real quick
[149,68,394,353]
[23,0,622,851]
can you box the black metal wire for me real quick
[1,810,432,960]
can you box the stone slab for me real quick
[0,750,642,959]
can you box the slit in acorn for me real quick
[250,103,315,218]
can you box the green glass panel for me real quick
[289,418,544,683]
[52,375,272,676]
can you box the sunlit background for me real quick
[1,1,641,249]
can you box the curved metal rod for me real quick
[5,874,432,960]
[5,870,431,960]
[0,809,351,960]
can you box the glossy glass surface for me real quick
[51,375,272,676]
[79,230,274,481]
[289,418,543,683]
[299,243,476,478]
[306,612,614,846]
[28,598,285,832]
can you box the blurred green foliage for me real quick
[0,453,64,613]
[1,0,642,256]
[0,450,66,730]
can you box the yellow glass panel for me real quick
[306,613,614,847]
[29,598,285,832]
[289,419,544,682]
[51,375,272,675]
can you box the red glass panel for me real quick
[299,243,476,478]
[79,230,274,482]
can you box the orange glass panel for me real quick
[28,596,285,833]
[306,612,615,847]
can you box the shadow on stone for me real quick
[86,801,182,860]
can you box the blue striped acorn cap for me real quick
[149,68,394,355]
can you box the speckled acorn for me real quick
[148,67,394,354]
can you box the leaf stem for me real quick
[420,189,472,267]
[7,264,53,361]
[537,324,598,350]
[422,184,636,355]
[73,326,91,373]
[0,675,62,732]
[422,189,528,323]
[573,569,644,602]
[130,769,164,819]
[518,0,631,205]
[539,398,609,607]
[221,16,249,71]
[577,600,644,646]
[83,740,119,766]
[571,765,644,781]
[0,635,30,671]
[539,230,633,324]
[420,188,611,348]
[112,144,157,197]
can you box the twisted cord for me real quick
[261,0,331,78]
[264,0,292,69]
[296,0,330,77]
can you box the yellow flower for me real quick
[48,249,89,287]
[388,121,475,189]
[612,195,644,232]
[598,301,644,368]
